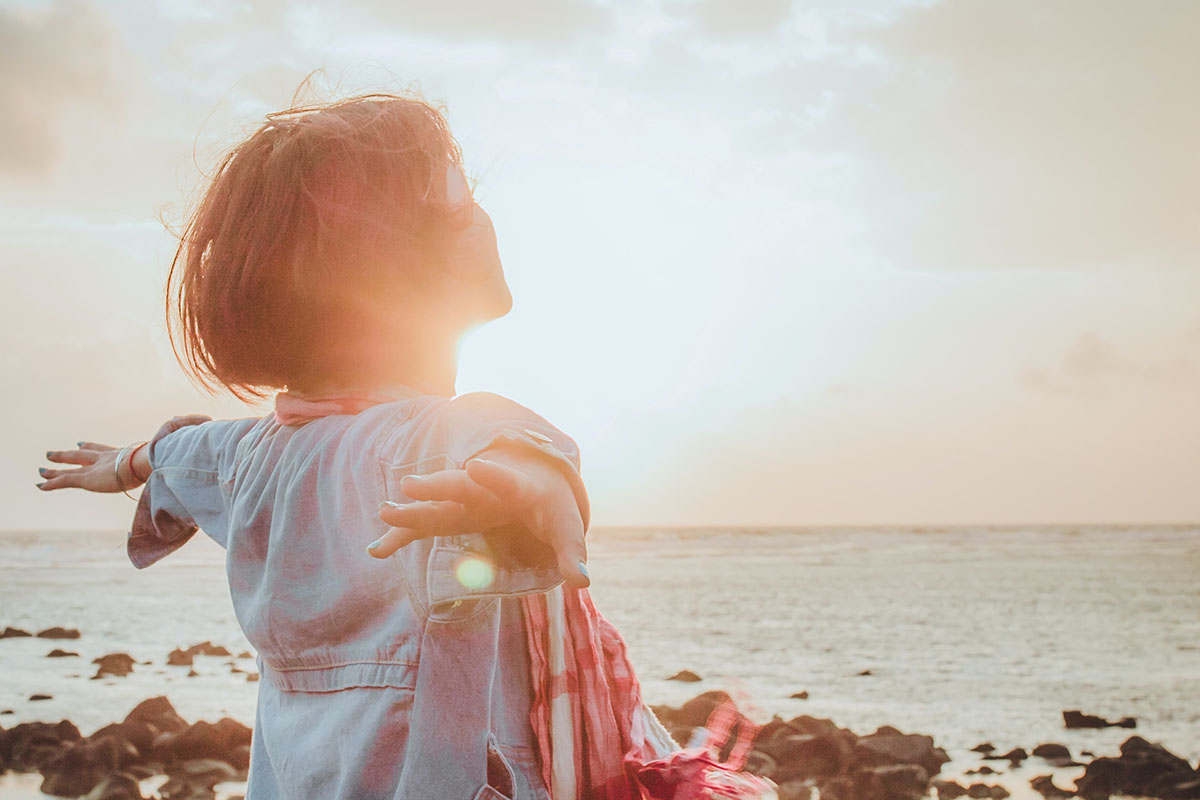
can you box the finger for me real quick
[365,527,419,558]
[465,459,541,507]
[378,500,469,535]
[45,449,99,466]
[548,512,589,589]
[37,472,86,491]
[77,442,117,452]
[401,471,493,505]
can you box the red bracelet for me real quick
[127,442,150,484]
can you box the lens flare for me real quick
[454,556,495,590]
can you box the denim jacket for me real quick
[129,392,589,799]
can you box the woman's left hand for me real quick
[38,442,129,493]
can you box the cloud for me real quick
[0,0,121,178]
[1021,332,1200,397]
[810,0,1200,273]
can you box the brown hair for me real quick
[167,93,472,400]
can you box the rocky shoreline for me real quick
[2,627,1198,800]
[2,686,1197,800]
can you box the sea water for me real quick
[1,526,1197,799]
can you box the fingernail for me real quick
[403,473,425,481]
[577,561,589,580]
[38,468,48,476]
[76,441,84,447]
[36,482,45,489]
[380,500,404,510]
[45,451,52,459]
[367,539,382,552]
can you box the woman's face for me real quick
[441,165,512,325]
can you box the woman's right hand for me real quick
[38,442,132,493]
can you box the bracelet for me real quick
[128,442,150,483]
[113,442,147,501]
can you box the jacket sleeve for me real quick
[127,415,260,568]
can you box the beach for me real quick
[1,525,1197,799]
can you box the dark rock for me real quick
[984,748,1027,763]
[167,648,194,666]
[237,651,252,659]
[668,669,703,682]
[744,749,779,779]
[856,730,951,778]
[1,709,13,714]
[790,691,810,700]
[817,775,855,800]
[39,735,138,797]
[1033,743,1072,761]
[158,718,252,769]
[30,693,53,701]
[37,626,82,639]
[1031,774,1075,799]
[966,783,1010,799]
[935,780,969,799]
[857,670,873,676]
[776,780,813,800]
[1063,710,1137,730]
[187,669,199,677]
[784,715,842,738]
[246,673,259,682]
[861,763,931,800]
[1074,737,1197,800]
[1,626,33,638]
[769,732,856,783]
[84,772,145,800]
[5,719,82,770]
[174,641,231,659]
[971,743,996,754]
[93,652,136,678]
[966,766,998,776]
[47,649,79,658]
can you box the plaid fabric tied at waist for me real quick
[521,586,778,800]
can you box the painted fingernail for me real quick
[45,451,53,459]
[577,561,589,580]
[367,539,382,552]
[36,482,45,489]
[38,468,48,476]
[76,441,84,447]
[380,500,404,510]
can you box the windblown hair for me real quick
[167,93,472,400]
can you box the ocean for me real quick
[1,525,1197,799]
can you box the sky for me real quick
[2,0,1197,531]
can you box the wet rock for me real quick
[744,749,779,778]
[1,626,33,638]
[983,748,1027,763]
[245,673,259,682]
[157,718,252,769]
[857,670,873,676]
[668,669,702,682]
[966,766,998,776]
[30,694,53,701]
[966,783,1010,799]
[935,780,969,799]
[39,734,139,797]
[971,743,996,754]
[855,729,950,778]
[790,691,810,700]
[84,772,146,800]
[817,775,855,800]
[1063,710,1136,729]
[92,653,136,678]
[776,779,813,800]
[1,709,13,714]
[769,731,856,783]
[1034,743,1071,760]
[1074,737,1197,800]
[861,763,931,800]
[1031,774,1075,798]
[236,651,252,659]
[187,669,199,677]
[167,648,194,666]
[112,696,189,755]
[37,626,81,639]
[47,649,79,658]
[5,719,82,770]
